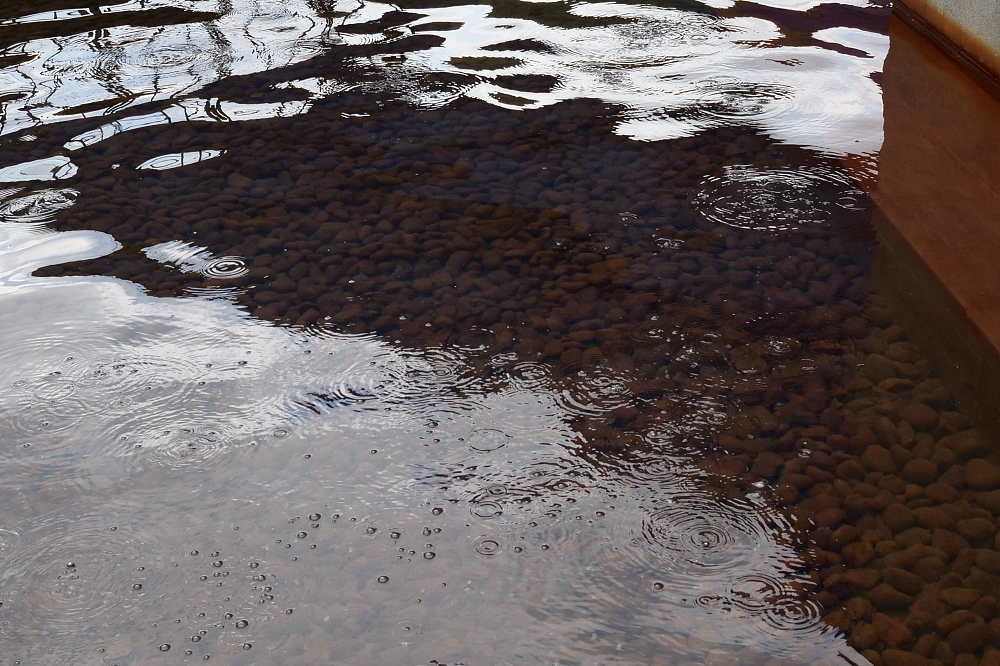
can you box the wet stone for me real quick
[947,621,990,654]
[966,460,1000,491]
[903,459,940,486]
[901,403,940,432]
[869,583,915,611]
[933,529,972,559]
[862,445,898,474]
[941,588,982,609]
[957,518,996,543]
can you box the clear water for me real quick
[3,1,984,665]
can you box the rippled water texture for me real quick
[0,0,945,664]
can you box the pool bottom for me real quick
[1,88,996,666]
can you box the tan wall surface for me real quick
[873,15,1000,437]
[901,0,1000,80]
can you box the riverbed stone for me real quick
[838,459,868,482]
[862,446,897,474]
[869,583,915,611]
[885,503,917,532]
[976,549,1000,575]
[939,431,989,461]
[903,459,941,486]
[902,403,939,432]
[881,648,927,666]
[941,588,982,609]
[957,518,995,543]
[946,621,989,654]
[843,540,875,568]
[977,491,1000,514]
[933,529,971,559]
[874,612,913,647]
[927,482,961,504]
[883,566,924,596]
[967,460,1000,490]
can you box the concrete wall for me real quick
[900,0,1000,80]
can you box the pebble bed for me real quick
[10,92,998,666]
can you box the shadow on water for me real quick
[3,1,998,665]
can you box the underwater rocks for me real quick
[15,94,1000,665]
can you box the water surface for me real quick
[4,1,984,665]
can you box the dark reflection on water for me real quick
[4,1,988,666]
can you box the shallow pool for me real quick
[3,1,995,665]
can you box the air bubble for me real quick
[377,575,389,584]
[235,619,249,628]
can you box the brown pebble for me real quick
[947,620,989,654]
[869,583,915,610]
[913,632,939,658]
[851,622,878,650]
[862,445,897,474]
[915,506,957,530]
[838,459,868,481]
[876,539,901,556]
[863,354,896,382]
[957,518,996,542]
[844,568,882,591]
[884,503,917,532]
[982,647,1000,666]
[751,451,784,477]
[955,548,977,576]
[977,490,1000,514]
[882,648,927,666]
[816,507,847,529]
[847,595,876,622]
[933,529,972,558]
[927,482,961,504]
[227,173,254,189]
[941,588,982,608]
[971,595,997,620]
[914,556,950,582]
[830,524,860,551]
[843,540,875,567]
[873,611,913,647]
[903,458,940,486]
[844,493,866,517]
[976,549,1000,574]
[934,640,955,666]
[897,527,933,548]
[934,412,969,438]
[902,402,940,431]
[883,566,924,595]
[937,609,979,635]
[965,459,1000,490]
[939,430,988,461]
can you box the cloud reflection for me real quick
[0,0,886,158]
